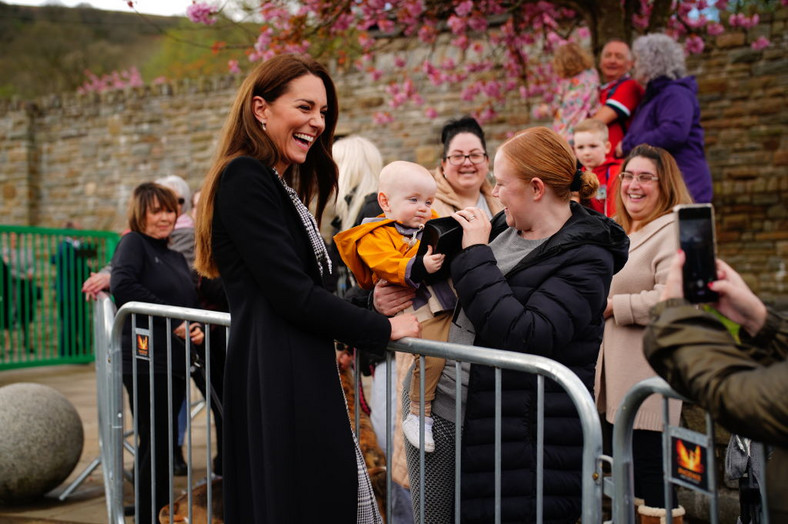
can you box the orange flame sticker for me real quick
[136,334,149,358]
[676,439,704,474]
[671,436,708,491]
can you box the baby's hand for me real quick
[423,245,445,274]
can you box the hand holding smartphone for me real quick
[674,204,719,304]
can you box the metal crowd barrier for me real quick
[610,376,770,524]
[107,301,231,524]
[98,301,604,524]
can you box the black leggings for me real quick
[602,420,678,509]
[123,373,186,524]
[633,429,678,508]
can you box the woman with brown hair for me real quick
[110,182,204,524]
[193,54,419,524]
[378,127,629,522]
[595,144,693,523]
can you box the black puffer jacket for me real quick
[453,203,629,524]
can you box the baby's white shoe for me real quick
[403,413,435,452]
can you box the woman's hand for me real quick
[603,298,613,319]
[659,250,685,301]
[452,207,491,248]
[82,272,111,300]
[422,245,445,275]
[660,250,767,337]
[389,314,421,340]
[709,258,767,337]
[174,321,205,345]
[373,279,415,316]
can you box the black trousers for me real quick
[633,429,678,508]
[123,372,186,524]
[602,420,678,509]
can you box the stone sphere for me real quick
[0,382,84,504]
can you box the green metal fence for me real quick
[0,225,119,370]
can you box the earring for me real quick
[260,121,267,131]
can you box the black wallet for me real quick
[416,216,463,282]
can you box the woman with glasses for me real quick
[595,144,693,523]
[372,115,503,520]
[432,116,502,219]
[378,127,629,523]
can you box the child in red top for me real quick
[573,119,621,217]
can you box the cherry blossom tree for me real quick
[178,0,776,123]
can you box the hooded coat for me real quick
[453,203,629,524]
[621,75,712,204]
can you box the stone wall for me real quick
[0,13,785,302]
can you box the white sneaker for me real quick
[403,413,435,452]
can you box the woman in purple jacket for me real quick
[618,33,713,203]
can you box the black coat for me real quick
[211,157,391,524]
[110,232,198,376]
[453,203,629,524]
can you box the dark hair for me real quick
[195,54,339,278]
[440,116,487,157]
[128,183,179,234]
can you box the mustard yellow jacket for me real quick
[333,211,439,290]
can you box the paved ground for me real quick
[0,364,217,524]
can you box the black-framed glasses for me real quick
[444,152,488,166]
[618,171,659,184]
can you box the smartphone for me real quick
[674,204,719,303]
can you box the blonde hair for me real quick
[553,42,595,79]
[194,55,339,278]
[333,136,383,231]
[573,118,609,141]
[497,127,593,202]
[614,144,694,232]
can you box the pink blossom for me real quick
[468,15,488,32]
[228,60,241,74]
[715,0,728,8]
[378,19,395,33]
[476,106,497,124]
[706,23,725,36]
[751,36,770,50]
[451,35,470,50]
[454,0,473,17]
[373,112,394,125]
[424,107,438,119]
[447,15,466,34]
[633,14,650,30]
[358,33,374,50]
[418,25,437,43]
[394,57,407,68]
[685,35,705,54]
[186,2,217,25]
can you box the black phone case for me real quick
[416,216,463,282]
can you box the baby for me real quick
[334,161,456,452]
[572,118,622,217]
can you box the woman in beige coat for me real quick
[595,144,692,523]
